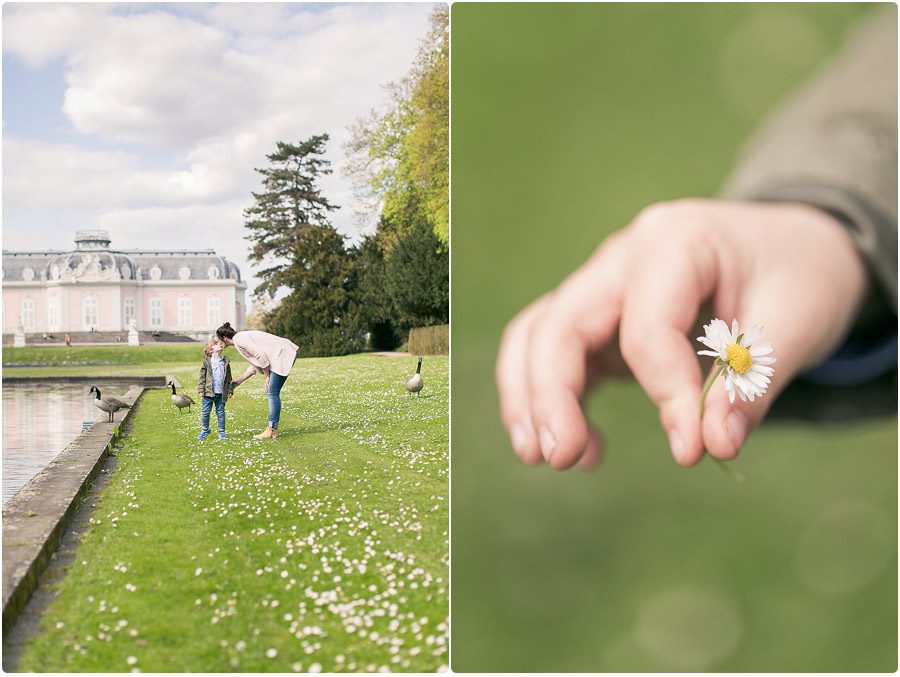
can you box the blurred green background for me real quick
[451,3,896,672]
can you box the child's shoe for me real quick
[198,429,211,440]
[218,431,227,440]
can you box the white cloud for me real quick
[3,137,240,209]
[2,2,436,297]
[1,3,110,68]
[62,10,265,147]
[4,3,431,149]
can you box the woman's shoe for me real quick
[253,427,277,439]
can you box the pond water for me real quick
[2,382,133,505]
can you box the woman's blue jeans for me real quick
[267,371,288,429]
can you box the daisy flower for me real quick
[697,318,776,404]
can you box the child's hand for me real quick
[496,199,868,471]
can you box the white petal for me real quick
[753,365,775,377]
[749,342,774,356]
[753,356,776,366]
[709,319,731,347]
[710,318,729,334]
[742,326,763,345]
[697,350,721,357]
[700,323,727,353]
[726,379,736,403]
[745,371,768,389]
[733,372,752,398]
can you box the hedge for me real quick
[408,324,448,355]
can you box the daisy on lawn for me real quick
[697,318,776,405]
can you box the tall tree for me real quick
[244,136,365,356]
[245,135,339,297]
[407,5,449,244]
[342,6,449,348]
[265,226,366,357]
[344,5,449,246]
[385,209,449,327]
[356,233,404,350]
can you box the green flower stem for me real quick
[699,362,745,483]
[710,456,745,483]
[699,363,726,417]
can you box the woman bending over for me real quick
[216,322,299,439]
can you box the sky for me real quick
[2,2,437,302]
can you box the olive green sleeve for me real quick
[720,7,898,312]
[198,357,208,395]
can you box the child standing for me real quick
[197,338,234,440]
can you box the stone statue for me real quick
[128,317,140,346]
[13,318,26,347]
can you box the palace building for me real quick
[2,230,247,339]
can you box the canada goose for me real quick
[89,386,132,422]
[168,381,195,413]
[405,357,424,397]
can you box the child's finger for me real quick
[619,237,715,467]
[525,241,627,470]
[496,296,551,465]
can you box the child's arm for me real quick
[198,358,207,397]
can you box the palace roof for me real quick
[2,230,242,284]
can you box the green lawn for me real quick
[2,344,203,380]
[11,352,448,672]
[451,3,896,672]
[3,343,203,365]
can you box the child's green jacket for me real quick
[198,354,235,402]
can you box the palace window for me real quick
[82,294,99,330]
[48,296,59,331]
[207,295,221,328]
[21,297,36,331]
[178,295,192,327]
[149,297,163,328]
[123,296,135,328]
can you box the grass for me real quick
[2,344,204,380]
[12,352,448,672]
[3,344,204,365]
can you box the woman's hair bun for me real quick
[216,321,237,339]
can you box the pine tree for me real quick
[245,135,339,296]
[244,136,365,356]
[384,210,449,327]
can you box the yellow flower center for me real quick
[726,344,752,374]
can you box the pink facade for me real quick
[2,231,247,337]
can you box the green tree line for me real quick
[244,7,448,357]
